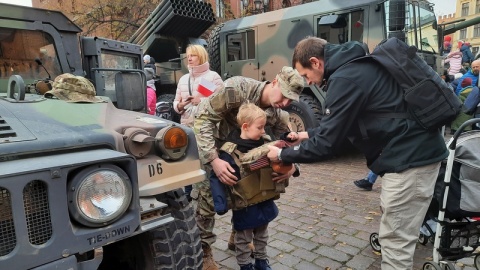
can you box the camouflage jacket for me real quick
[193,76,290,165]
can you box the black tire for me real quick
[369,233,381,252]
[475,253,480,270]
[284,93,323,132]
[207,23,224,75]
[156,94,180,123]
[99,189,202,270]
[418,233,429,245]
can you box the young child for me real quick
[209,103,298,270]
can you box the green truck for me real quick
[0,2,205,269]
[208,0,480,131]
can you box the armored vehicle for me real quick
[129,0,216,122]
[0,2,205,269]
[208,0,480,131]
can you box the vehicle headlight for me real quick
[68,164,132,227]
[155,126,188,160]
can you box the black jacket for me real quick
[281,41,448,175]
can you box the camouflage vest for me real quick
[220,141,289,210]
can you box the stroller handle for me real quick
[449,118,480,150]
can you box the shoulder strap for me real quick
[188,75,192,96]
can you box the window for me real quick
[317,10,364,44]
[474,23,480,37]
[226,31,256,62]
[462,3,469,16]
[472,47,479,57]
[460,29,467,40]
[0,27,61,80]
[477,0,480,13]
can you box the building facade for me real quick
[454,0,480,57]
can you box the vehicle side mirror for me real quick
[115,72,146,112]
[389,0,406,31]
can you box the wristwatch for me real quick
[277,148,282,161]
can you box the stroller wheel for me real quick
[423,262,442,270]
[369,233,381,252]
[418,233,429,245]
[475,253,480,270]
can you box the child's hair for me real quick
[236,103,266,127]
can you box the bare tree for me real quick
[36,0,160,41]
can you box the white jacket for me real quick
[173,62,223,127]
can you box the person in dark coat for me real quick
[266,37,448,269]
[460,42,475,66]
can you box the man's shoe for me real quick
[240,263,255,270]
[354,179,373,191]
[254,259,272,270]
[202,245,219,270]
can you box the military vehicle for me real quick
[208,0,480,131]
[129,0,216,122]
[0,2,205,269]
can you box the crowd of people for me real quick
[142,34,479,269]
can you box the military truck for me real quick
[0,2,205,269]
[208,0,480,131]
[129,0,216,122]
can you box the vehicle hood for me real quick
[0,97,171,158]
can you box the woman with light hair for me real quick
[173,44,223,127]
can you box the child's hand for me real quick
[287,132,299,141]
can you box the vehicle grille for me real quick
[0,180,53,257]
[23,180,52,245]
[0,116,16,138]
[0,187,16,256]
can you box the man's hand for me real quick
[211,158,237,186]
[271,163,295,182]
[267,145,280,162]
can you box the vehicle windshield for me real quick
[0,28,62,82]
[385,0,438,53]
[100,51,138,101]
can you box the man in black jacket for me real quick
[267,37,448,269]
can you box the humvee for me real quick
[208,0,480,131]
[0,2,205,269]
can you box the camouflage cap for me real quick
[45,74,104,103]
[276,66,303,101]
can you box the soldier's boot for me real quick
[227,230,255,257]
[202,245,219,270]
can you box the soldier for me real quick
[192,66,303,270]
[266,37,448,269]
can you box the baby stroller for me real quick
[423,119,480,270]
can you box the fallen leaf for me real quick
[333,232,338,236]
[278,254,284,258]
[325,267,331,270]
[424,256,433,261]
[373,251,381,256]
[308,226,313,229]
[368,211,380,215]
[365,216,374,220]
[320,186,326,191]
[456,262,464,267]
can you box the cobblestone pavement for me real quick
[209,151,478,270]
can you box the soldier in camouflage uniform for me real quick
[192,66,304,270]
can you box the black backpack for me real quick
[360,38,462,130]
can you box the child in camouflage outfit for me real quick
[209,103,298,270]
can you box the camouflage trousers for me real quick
[191,164,217,248]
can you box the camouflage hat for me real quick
[276,66,303,101]
[45,74,104,103]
